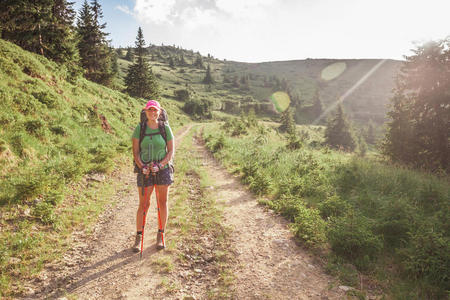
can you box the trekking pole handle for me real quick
[142,164,150,177]
[151,161,159,176]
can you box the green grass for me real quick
[0,38,191,298]
[202,118,450,299]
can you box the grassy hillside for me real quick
[118,46,402,127]
[225,59,401,124]
[0,39,190,296]
[202,118,449,299]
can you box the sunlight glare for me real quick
[313,59,387,124]
[320,62,347,81]
[270,91,291,113]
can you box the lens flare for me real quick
[270,91,291,113]
[321,62,347,81]
[313,59,387,125]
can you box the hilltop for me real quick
[117,45,402,126]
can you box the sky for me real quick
[73,0,450,63]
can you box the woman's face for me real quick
[145,107,160,121]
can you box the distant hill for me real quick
[223,59,402,125]
[125,45,402,126]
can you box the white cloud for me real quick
[135,0,177,24]
[116,5,134,16]
[130,0,450,62]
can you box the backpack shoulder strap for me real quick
[139,122,146,152]
[158,121,167,144]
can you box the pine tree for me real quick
[324,105,356,151]
[383,38,449,171]
[193,55,204,69]
[0,0,79,64]
[178,54,186,66]
[311,90,323,121]
[203,64,214,84]
[365,120,377,145]
[124,47,134,61]
[124,27,159,99]
[76,0,114,85]
[168,56,175,69]
[279,107,295,135]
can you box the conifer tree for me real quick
[311,90,323,121]
[0,0,79,65]
[203,64,214,84]
[124,27,159,99]
[193,55,204,69]
[279,107,296,135]
[324,105,356,151]
[76,0,114,85]
[383,38,449,171]
[178,54,187,66]
[124,47,134,61]
[365,120,377,145]
[168,56,175,69]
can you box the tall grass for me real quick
[203,120,449,298]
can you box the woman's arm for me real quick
[132,138,144,168]
[160,139,174,167]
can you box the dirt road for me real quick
[24,125,344,299]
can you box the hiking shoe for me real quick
[156,230,165,250]
[132,233,142,253]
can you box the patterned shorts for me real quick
[136,166,174,187]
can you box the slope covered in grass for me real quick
[0,39,190,296]
[123,45,401,126]
[0,39,189,205]
[203,119,449,298]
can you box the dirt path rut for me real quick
[193,135,344,300]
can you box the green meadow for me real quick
[202,119,449,299]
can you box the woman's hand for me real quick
[151,163,159,173]
[142,164,150,175]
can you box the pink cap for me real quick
[144,100,161,111]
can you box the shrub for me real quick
[328,212,382,268]
[231,121,247,136]
[50,124,69,136]
[24,118,47,138]
[375,197,418,247]
[32,200,56,224]
[398,226,450,294]
[183,98,213,119]
[319,194,351,219]
[210,135,225,153]
[174,89,190,101]
[9,132,26,157]
[291,203,327,247]
[89,146,115,174]
[32,90,59,108]
[248,171,271,195]
[286,133,302,150]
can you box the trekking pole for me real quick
[155,186,165,248]
[140,164,149,259]
[153,162,165,249]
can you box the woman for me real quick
[131,100,174,251]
